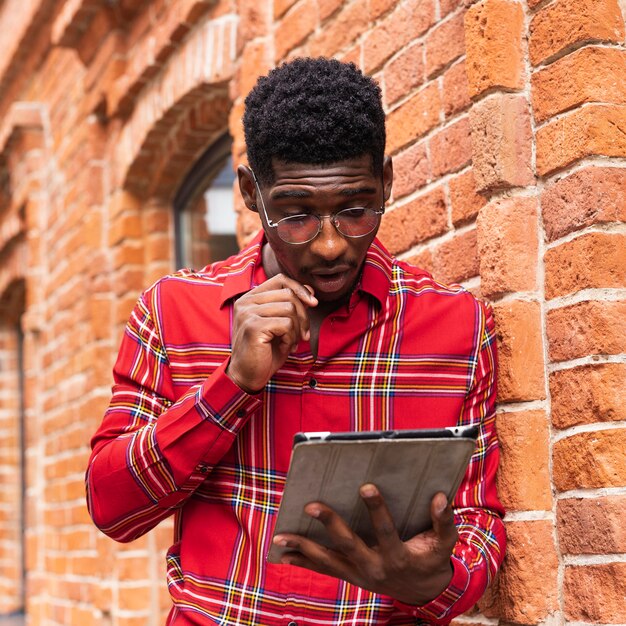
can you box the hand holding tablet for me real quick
[268,425,478,564]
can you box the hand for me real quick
[273,487,457,606]
[227,273,318,393]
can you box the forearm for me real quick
[86,361,262,541]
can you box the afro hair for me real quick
[243,57,386,185]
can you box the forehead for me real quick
[266,155,378,199]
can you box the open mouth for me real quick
[311,269,351,294]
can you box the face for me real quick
[239,155,393,305]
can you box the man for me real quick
[87,58,505,625]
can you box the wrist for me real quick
[225,361,264,395]
[394,561,454,606]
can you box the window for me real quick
[174,134,239,269]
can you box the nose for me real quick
[308,215,348,260]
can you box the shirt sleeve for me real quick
[394,300,506,623]
[85,288,262,543]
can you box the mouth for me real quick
[309,266,354,294]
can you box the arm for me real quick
[86,290,262,542]
[86,273,318,543]
[273,300,506,623]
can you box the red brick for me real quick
[404,248,434,275]
[469,94,534,191]
[386,83,441,154]
[383,42,425,107]
[554,428,626,491]
[479,521,559,624]
[565,563,626,622]
[319,0,344,21]
[274,0,318,61]
[310,0,369,58]
[118,584,151,611]
[362,0,435,73]
[442,60,471,118]
[495,410,552,511]
[440,0,471,17]
[430,228,478,284]
[558,496,626,554]
[529,0,626,66]
[492,300,546,403]
[425,12,465,78]
[547,300,626,362]
[465,0,525,98]
[544,233,626,299]
[338,44,362,67]
[532,47,626,124]
[239,39,272,98]
[536,104,626,177]
[377,186,448,255]
[392,141,431,200]
[429,117,472,178]
[449,169,486,225]
[542,166,626,242]
[476,196,538,297]
[369,0,397,20]
[550,363,626,429]
[274,0,298,18]
[108,212,142,246]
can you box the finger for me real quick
[273,534,352,579]
[242,286,313,343]
[257,273,318,307]
[303,502,368,558]
[430,492,457,549]
[237,296,309,346]
[359,484,402,552]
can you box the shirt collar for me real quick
[218,232,392,308]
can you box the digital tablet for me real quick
[267,425,478,563]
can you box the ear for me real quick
[237,165,258,213]
[382,156,393,202]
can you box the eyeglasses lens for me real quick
[276,208,380,244]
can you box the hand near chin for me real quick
[227,273,318,394]
[272,487,457,606]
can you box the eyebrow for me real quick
[270,186,378,200]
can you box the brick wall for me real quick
[0,0,624,624]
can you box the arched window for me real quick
[174,134,239,269]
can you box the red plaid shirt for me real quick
[87,233,505,625]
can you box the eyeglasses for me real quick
[252,172,384,245]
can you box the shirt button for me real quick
[308,378,317,388]
[198,465,209,473]
[235,408,246,418]
[287,622,297,626]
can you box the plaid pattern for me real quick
[87,233,505,625]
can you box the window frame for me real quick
[173,133,237,269]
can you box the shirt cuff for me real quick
[393,555,470,623]
[195,360,264,433]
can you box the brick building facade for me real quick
[0,0,625,624]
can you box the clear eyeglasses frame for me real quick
[251,170,385,245]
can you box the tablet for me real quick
[267,425,478,563]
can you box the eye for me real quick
[339,207,367,219]
[279,213,312,225]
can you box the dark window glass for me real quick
[174,134,239,269]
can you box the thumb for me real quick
[430,492,457,546]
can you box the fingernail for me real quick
[360,484,377,498]
[273,536,288,546]
[307,506,320,518]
